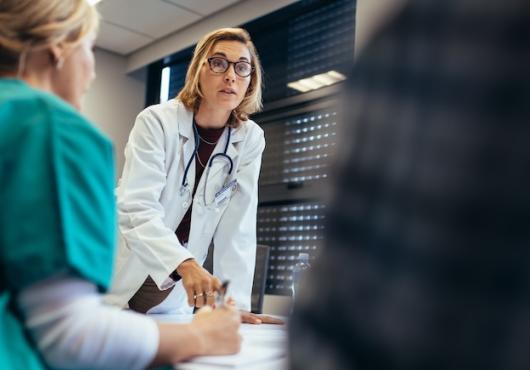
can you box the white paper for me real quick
[185,322,287,366]
[150,314,288,369]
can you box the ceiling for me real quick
[95,0,243,55]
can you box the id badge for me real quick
[214,179,238,206]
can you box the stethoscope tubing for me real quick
[181,121,233,190]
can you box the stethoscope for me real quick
[179,121,234,208]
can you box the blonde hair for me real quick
[177,28,263,127]
[0,0,99,74]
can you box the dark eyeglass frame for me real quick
[207,57,254,78]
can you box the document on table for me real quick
[182,323,287,368]
[149,313,288,369]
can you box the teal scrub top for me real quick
[0,79,116,369]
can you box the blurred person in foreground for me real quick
[289,0,530,369]
[0,0,241,369]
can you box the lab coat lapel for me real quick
[177,103,196,191]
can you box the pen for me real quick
[215,280,230,307]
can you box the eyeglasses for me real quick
[207,57,253,78]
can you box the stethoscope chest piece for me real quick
[179,184,188,196]
[179,184,191,209]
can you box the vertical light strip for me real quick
[160,66,170,103]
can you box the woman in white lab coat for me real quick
[106,28,281,324]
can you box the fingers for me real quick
[201,279,213,308]
[183,281,195,307]
[240,311,262,324]
[193,276,225,308]
[194,291,206,308]
[205,290,216,307]
[194,290,216,307]
[195,305,213,316]
[204,277,221,307]
[238,311,285,325]
[218,301,238,313]
[194,278,213,308]
[257,315,285,325]
[224,305,243,325]
[212,276,222,291]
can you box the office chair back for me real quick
[251,244,270,314]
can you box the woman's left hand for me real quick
[239,311,284,325]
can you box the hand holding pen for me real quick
[192,281,242,356]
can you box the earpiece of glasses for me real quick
[207,57,253,77]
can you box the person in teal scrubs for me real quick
[0,1,242,369]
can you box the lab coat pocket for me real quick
[190,202,215,236]
[197,203,229,239]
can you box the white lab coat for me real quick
[105,99,264,313]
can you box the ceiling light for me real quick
[287,81,311,93]
[87,0,102,5]
[287,70,347,93]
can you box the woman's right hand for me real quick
[191,305,242,355]
[153,304,241,366]
[176,259,222,307]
